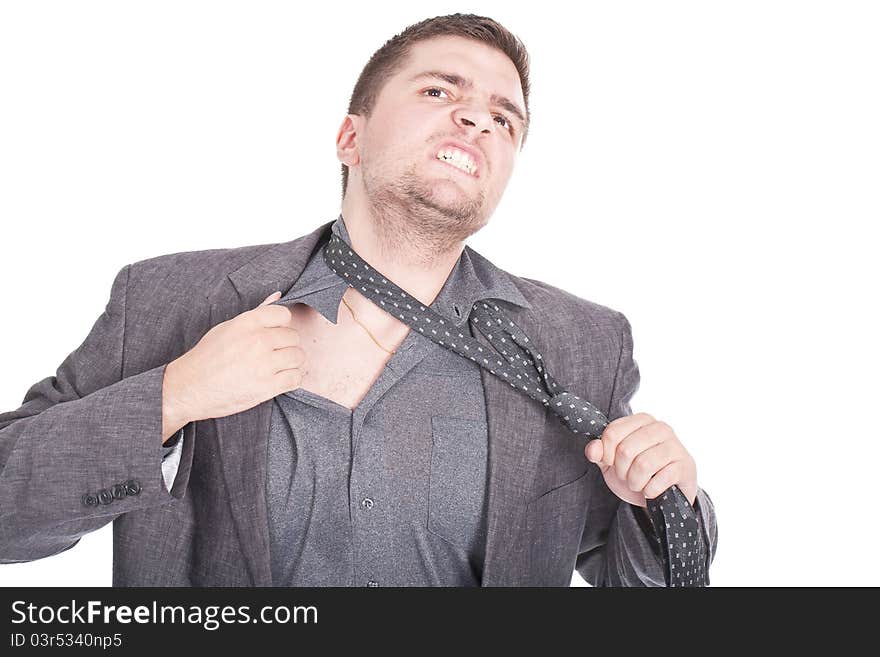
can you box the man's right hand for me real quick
[161,291,307,439]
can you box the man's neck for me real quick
[339,209,465,310]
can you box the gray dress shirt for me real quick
[161,214,685,586]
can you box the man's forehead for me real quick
[399,36,523,102]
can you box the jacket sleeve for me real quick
[0,263,197,563]
[574,311,719,586]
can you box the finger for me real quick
[271,345,307,372]
[257,291,282,307]
[599,412,654,469]
[585,439,603,463]
[257,303,296,328]
[272,364,305,395]
[264,325,301,349]
[624,440,678,495]
[612,421,668,483]
[642,460,684,501]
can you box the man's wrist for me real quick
[162,359,193,444]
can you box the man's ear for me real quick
[336,114,362,167]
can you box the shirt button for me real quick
[124,479,142,496]
[367,580,379,587]
[361,497,374,510]
[97,489,114,505]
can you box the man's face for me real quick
[342,35,527,236]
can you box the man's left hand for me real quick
[585,412,698,508]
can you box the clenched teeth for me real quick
[436,148,477,176]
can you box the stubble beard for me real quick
[361,158,488,269]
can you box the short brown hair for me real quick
[340,13,532,200]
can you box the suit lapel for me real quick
[476,303,547,586]
[205,220,332,586]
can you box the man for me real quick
[0,13,717,586]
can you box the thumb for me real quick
[258,291,282,307]
[585,439,604,464]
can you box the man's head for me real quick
[336,14,531,250]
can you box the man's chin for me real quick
[427,176,483,200]
[391,169,485,219]
[419,188,483,220]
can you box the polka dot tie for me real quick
[323,233,707,586]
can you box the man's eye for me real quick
[424,87,447,98]
[495,115,516,135]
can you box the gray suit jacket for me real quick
[0,219,718,586]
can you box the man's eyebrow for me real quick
[408,70,527,128]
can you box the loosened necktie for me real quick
[322,232,708,587]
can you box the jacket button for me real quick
[81,493,99,507]
[111,484,127,500]
[124,479,142,496]
[97,489,114,505]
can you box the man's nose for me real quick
[456,111,494,134]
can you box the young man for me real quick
[0,14,717,586]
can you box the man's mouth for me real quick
[435,147,478,177]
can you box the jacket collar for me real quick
[271,213,531,327]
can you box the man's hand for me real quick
[162,291,308,433]
[585,412,698,508]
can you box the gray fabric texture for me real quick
[0,216,718,585]
[266,215,522,586]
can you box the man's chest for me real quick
[289,301,411,410]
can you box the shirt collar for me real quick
[276,213,531,326]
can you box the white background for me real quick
[1,1,877,587]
